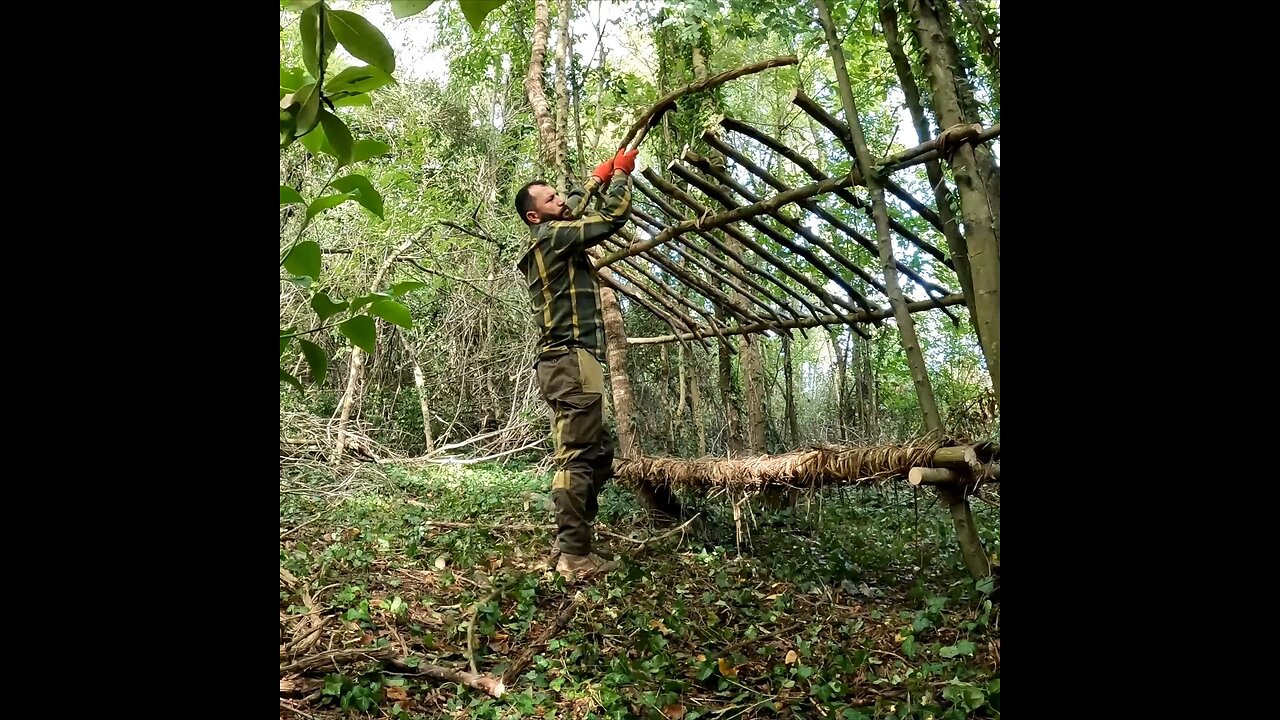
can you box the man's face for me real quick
[526,184,568,223]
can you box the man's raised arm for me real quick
[548,149,639,251]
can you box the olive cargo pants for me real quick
[535,347,615,557]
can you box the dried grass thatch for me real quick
[613,437,994,492]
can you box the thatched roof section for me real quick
[613,440,999,492]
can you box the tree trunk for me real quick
[718,335,743,457]
[906,0,1001,404]
[599,282,638,459]
[523,0,556,168]
[741,333,767,453]
[689,347,707,456]
[816,0,941,434]
[673,342,687,451]
[553,0,572,191]
[401,328,435,454]
[783,335,799,446]
[830,329,847,442]
[334,238,413,460]
[880,0,978,340]
[602,283,682,521]
[817,0,989,580]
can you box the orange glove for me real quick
[613,148,639,175]
[590,157,614,183]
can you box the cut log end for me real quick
[908,466,963,486]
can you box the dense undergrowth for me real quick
[280,460,1000,719]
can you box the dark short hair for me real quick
[515,180,549,225]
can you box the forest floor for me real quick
[279,460,1000,720]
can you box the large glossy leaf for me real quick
[389,281,426,296]
[280,186,305,205]
[299,339,328,384]
[280,366,304,392]
[351,139,392,163]
[280,66,307,93]
[461,0,510,31]
[304,193,357,226]
[370,299,412,328]
[318,110,354,166]
[324,65,395,96]
[349,292,391,313]
[328,10,396,74]
[332,93,373,108]
[299,4,329,81]
[340,315,377,354]
[283,241,322,279]
[330,174,384,219]
[293,83,321,136]
[310,292,349,322]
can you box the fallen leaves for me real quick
[717,657,738,678]
[785,649,798,665]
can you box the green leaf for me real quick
[280,186,305,205]
[330,174,384,218]
[389,596,407,616]
[310,292,349,322]
[318,111,354,166]
[370,299,412,328]
[299,4,329,81]
[284,0,321,10]
[391,0,436,18]
[293,83,321,136]
[350,292,392,313]
[280,366,304,392]
[283,241,322,280]
[280,335,291,356]
[324,65,395,96]
[299,339,328,384]
[332,93,373,108]
[280,66,307,93]
[304,193,356,226]
[954,639,976,655]
[351,139,392,163]
[286,275,313,289]
[340,315,377,354]
[328,10,396,74]
[389,281,426,297]
[901,634,916,658]
[298,118,333,157]
[942,682,985,712]
[461,0,509,31]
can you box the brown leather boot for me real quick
[552,537,614,560]
[555,552,620,581]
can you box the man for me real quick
[515,147,638,581]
